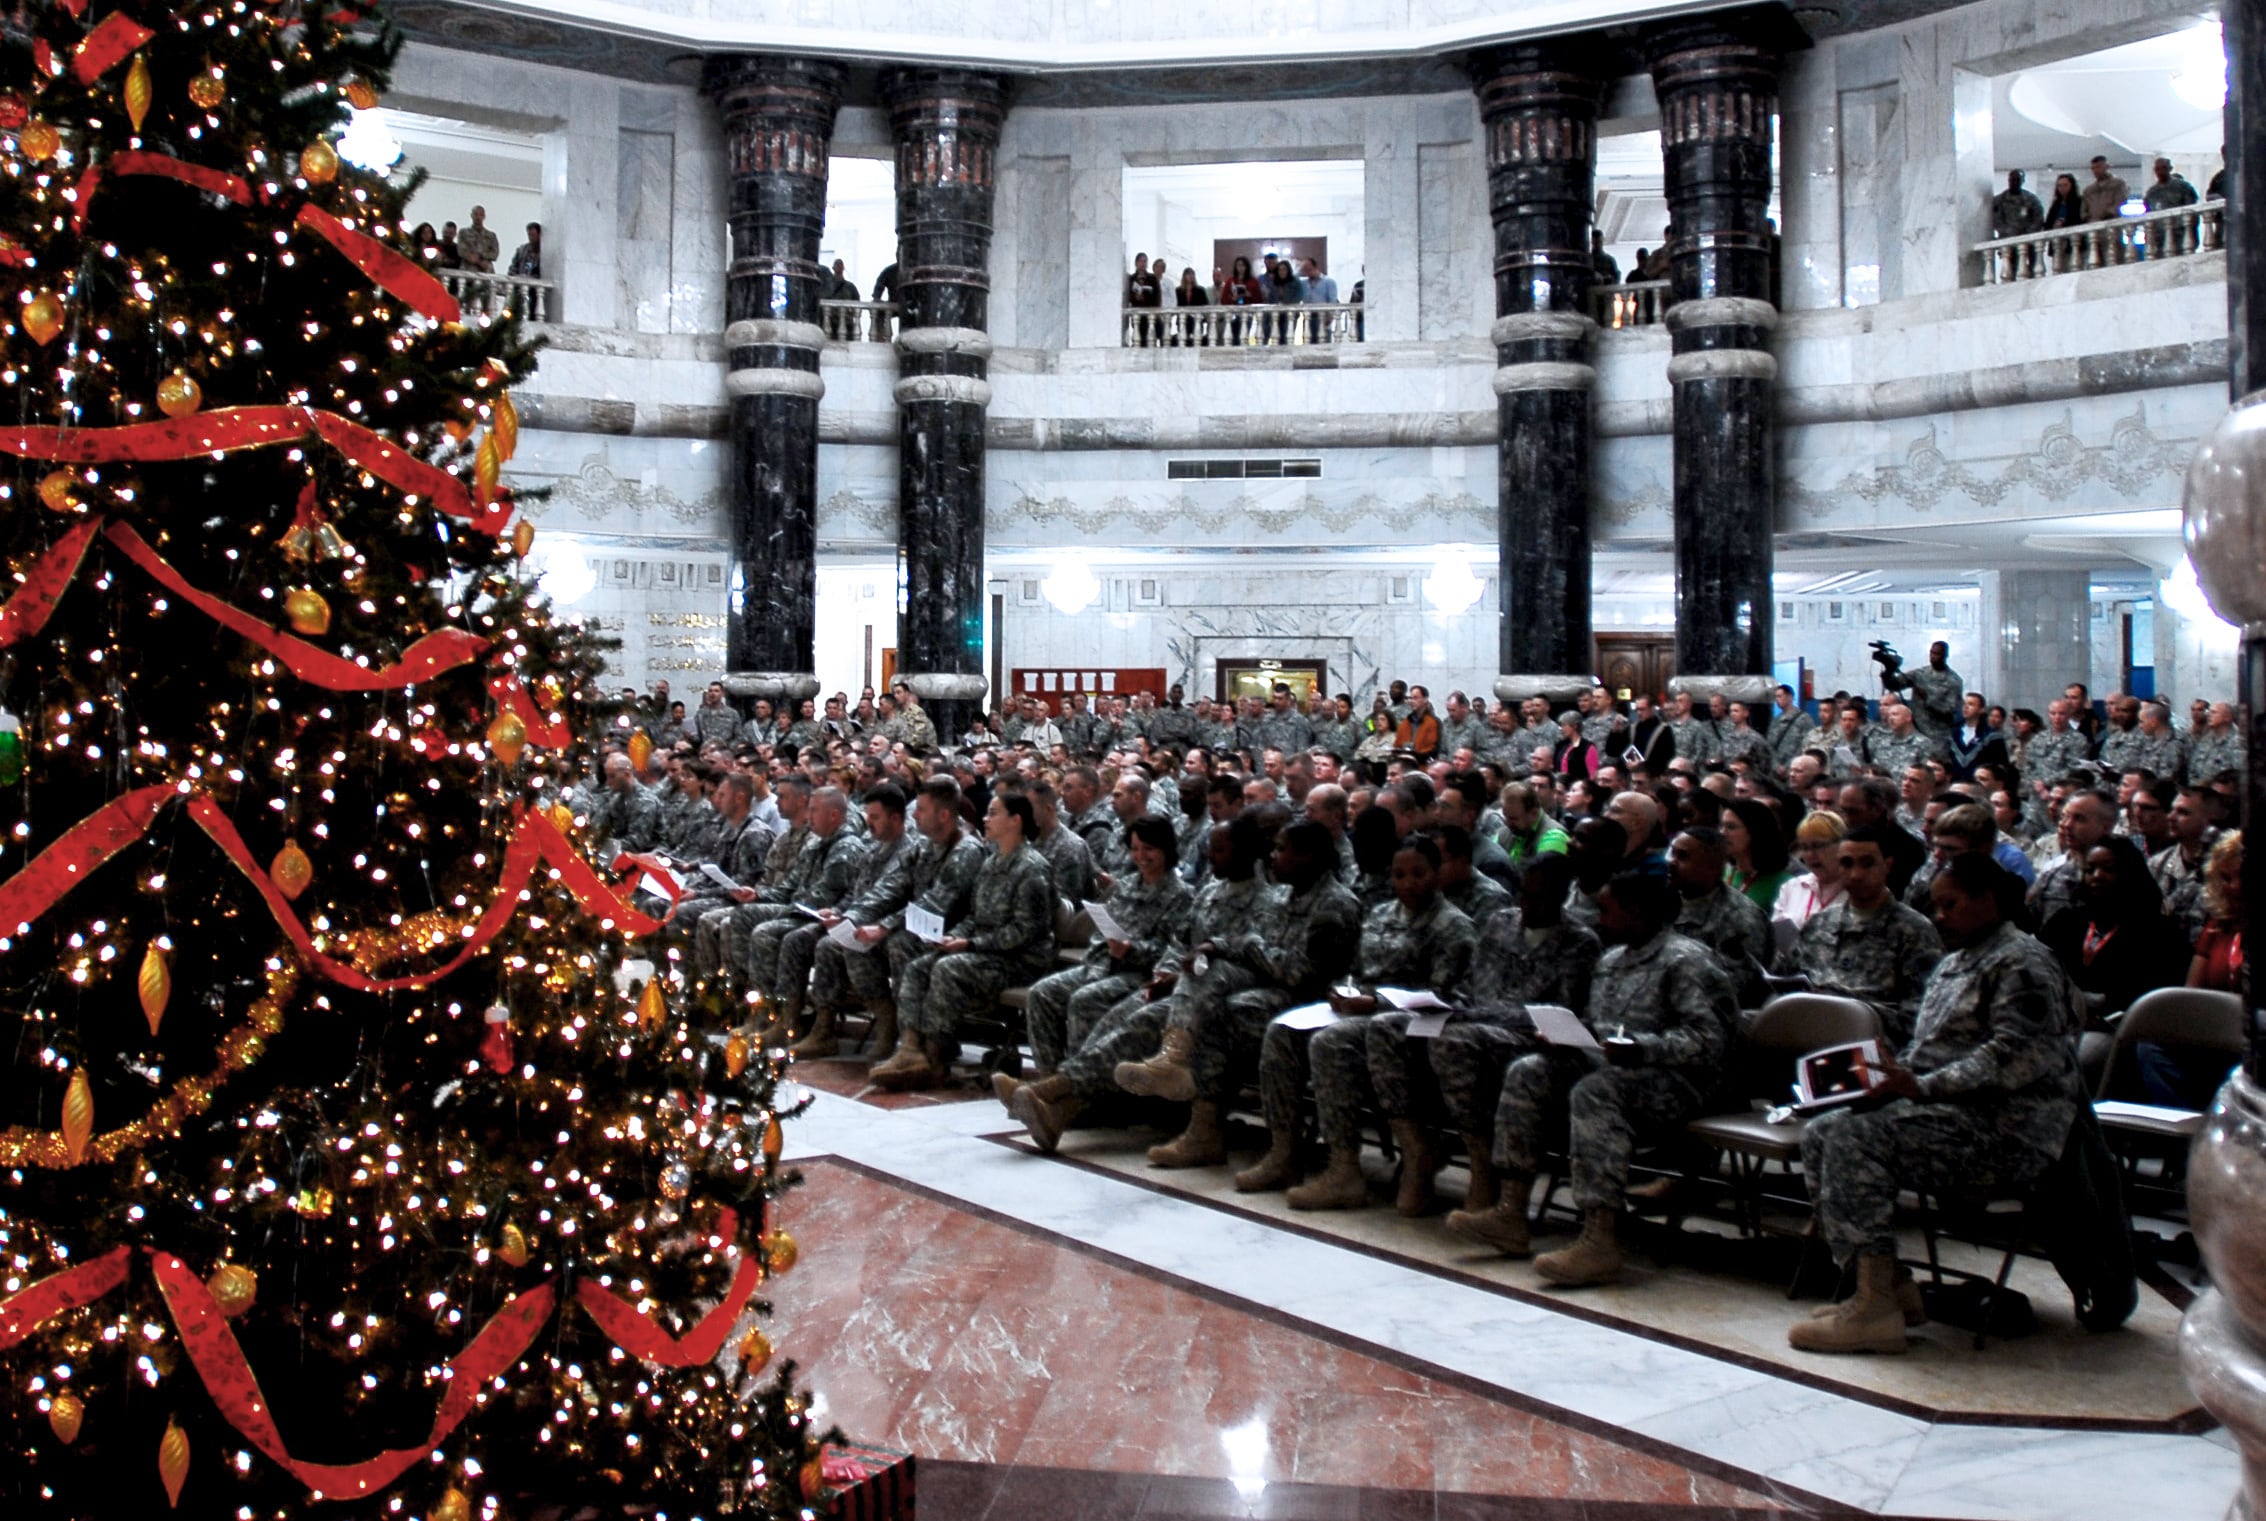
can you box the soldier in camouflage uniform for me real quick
[2027,790,2117,927]
[2019,701,2094,785]
[1246,834,1477,1209]
[1378,854,1603,1213]
[1309,695,1360,765]
[688,777,811,978]
[1718,702,1774,772]
[2189,703,2245,782]
[1444,872,1736,1286]
[658,773,776,967]
[808,777,985,1055]
[2126,702,2188,782]
[1436,691,1489,762]
[653,760,709,854]
[1793,852,2082,1354]
[692,682,742,748]
[1881,642,1963,739]
[733,787,866,999]
[584,752,663,854]
[1664,692,1719,768]
[780,698,825,756]
[1668,829,1772,1007]
[1783,826,1944,1044]
[1151,686,1199,752]
[1254,683,1315,755]
[1439,827,1514,923]
[887,683,939,752]
[1062,765,1117,860]
[1089,771,1151,892]
[774,784,917,1055]
[2151,786,2219,941]
[1863,700,1941,781]
[877,792,1057,1091]
[1021,817,1194,1073]
[1768,685,1818,771]
[1020,778,1095,906]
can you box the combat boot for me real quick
[1387,1120,1440,1215]
[1147,1101,1226,1168]
[990,1070,1022,1106]
[1285,1146,1368,1210]
[1790,1252,1910,1354]
[1114,1026,1198,1102]
[787,1006,836,1059]
[1234,1129,1301,1192]
[1534,1206,1623,1286]
[1009,1075,1083,1153]
[1807,1261,1928,1327]
[1446,1173,1533,1256]
[1460,1133,1501,1212]
[862,999,897,1059]
[868,1030,928,1088]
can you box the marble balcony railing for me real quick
[1589,280,1672,329]
[439,268,555,323]
[1121,303,1366,348]
[820,301,899,343]
[1973,199,2226,284]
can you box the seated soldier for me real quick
[1437,824,1514,923]
[776,783,917,1056]
[1247,833,1479,1210]
[1018,816,1193,1077]
[876,792,1057,1091]
[1378,852,1602,1215]
[1117,817,1363,1169]
[1003,811,1280,1152]
[1793,853,2083,1355]
[1781,824,1943,1044]
[740,786,868,1023]
[1667,827,1771,1006]
[688,775,810,979]
[1446,871,1737,1286]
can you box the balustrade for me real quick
[1588,280,1671,328]
[1119,303,1364,348]
[819,300,897,342]
[438,268,554,323]
[1973,199,2225,284]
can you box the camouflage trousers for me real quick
[746,916,828,1009]
[1024,967,1147,1073]
[1801,1098,2058,1265]
[1058,993,1172,1097]
[1372,1009,1529,1131]
[808,928,927,1016]
[1168,962,1277,1101]
[1427,1015,1541,1136]
[1309,1015,1380,1149]
[693,902,800,982]
[1260,1013,1368,1137]
[662,891,738,970]
[1494,1050,1708,1211]
[898,949,1050,1039]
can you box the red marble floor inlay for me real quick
[793,1053,994,1110]
[765,1159,1783,1509]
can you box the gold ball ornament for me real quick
[124,53,153,134]
[544,801,576,834]
[627,728,654,772]
[282,587,331,636]
[737,1326,773,1376]
[46,1392,84,1444]
[23,291,65,346]
[723,1034,751,1079]
[139,943,171,1036]
[299,139,339,184]
[155,370,203,419]
[344,77,381,111]
[188,71,226,110]
[207,1263,258,1317]
[17,120,59,161]
[486,710,528,765]
[432,1487,473,1521]
[38,470,80,513]
[762,1229,798,1276]
[60,1070,93,1166]
[497,1222,530,1268]
[157,1417,190,1509]
[271,839,314,900]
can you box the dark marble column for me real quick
[879,68,1007,741]
[1471,41,1613,684]
[1645,12,1789,678]
[2231,0,2264,400]
[702,55,846,706]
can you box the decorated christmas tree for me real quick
[0,3,832,1516]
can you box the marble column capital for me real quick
[1493,361,1598,394]
[1665,350,1777,383]
[894,326,995,358]
[900,673,990,702]
[727,367,828,400]
[1492,312,1598,346]
[725,671,823,702]
[1495,674,1602,706]
[724,318,831,352]
[1667,674,1777,705]
[1664,297,1778,333]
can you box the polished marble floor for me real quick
[766,1064,2241,1521]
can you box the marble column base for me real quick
[900,672,989,703]
[1495,674,1601,707]
[2178,1292,2265,1521]
[2185,1069,2266,1521]
[725,671,822,703]
[1667,674,1776,705]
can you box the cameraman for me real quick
[1879,640,1963,740]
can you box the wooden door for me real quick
[1594,635,1676,705]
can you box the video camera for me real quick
[1868,640,1903,673]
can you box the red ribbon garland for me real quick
[0,1247,133,1350]
[0,407,502,534]
[151,1252,558,1500]
[69,14,152,82]
[0,790,659,986]
[0,517,101,648]
[572,1254,764,1369]
[106,522,491,690]
[0,783,176,935]
[67,154,464,326]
